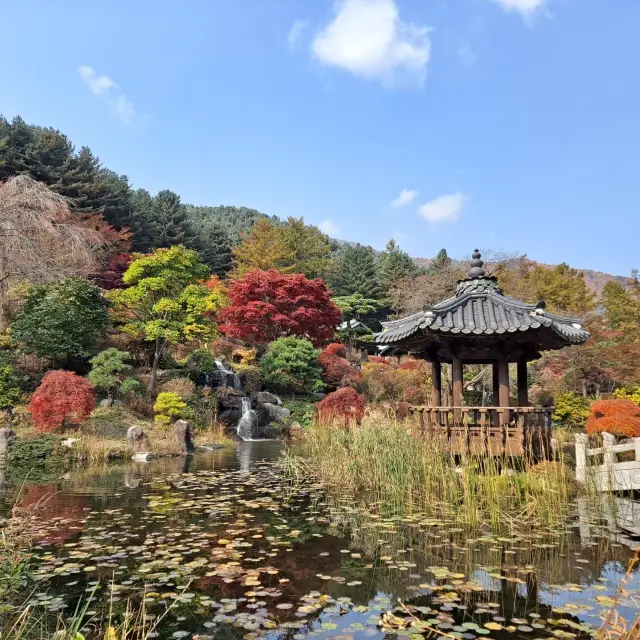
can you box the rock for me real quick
[61,438,78,449]
[218,388,245,410]
[310,392,326,401]
[132,452,153,462]
[218,408,240,426]
[197,444,224,451]
[173,419,195,454]
[289,421,303,435]
[0,428,16,455]
[100,398,114,407]
[126,425,150,456]
[260,403,291,423]
[256,391,282,406]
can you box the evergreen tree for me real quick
[328,244,383,300]
[431,248,452,271]
[129,189,159,252]
[602,274,640,335]
[196,222,233,277]
[186,204,278,245]
[152,190,195,248]
[278,217,332,280]
[379,239,421,293]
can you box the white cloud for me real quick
[390,188,419,208]
[311,0,431,89]
[418,193,466,223]
[318,219,342,237]
[78,66,136,125]
[492,0,547,16]
[288,19,309,49]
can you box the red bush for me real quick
[317,387,366,427]
[368,355,390,365]
[323,343,348,358]
[319,343,354,387]
[397,359,422,371]
[586,399,640,438]
[219,269,342,346]
[403,384,426,405]
[93,252,131,290]
[28,371,95,432]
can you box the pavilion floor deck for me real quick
[409,406,554,460]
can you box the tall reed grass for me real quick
[284,413,588,531]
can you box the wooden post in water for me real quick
[498,358,510,426]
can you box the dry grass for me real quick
[285,411,588,532]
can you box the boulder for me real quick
[173,419,195,454]
[126,426,150,456]
[61,438,78,449]
[260,403,291,424]
[218,408,241,427]
[0,428,16,455]
[310,392,326,401]
[289,421,303,436]
[256,391,282,406]
[100,398,114,408]
[198,443,224,451]
[218,388,245,410]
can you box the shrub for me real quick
[260,337,323,393]
[552,392,590,428]
[11,277,110,364]
[403,385,426,405]
[233,362,262,394]
[319,343,354,388]
[0,363,22,412]
[28,371,96,432]
[613,386,640,405]
[586,399,640,438]
[317,387,366,428]
[367,356,390,365]
[183,348,217,379]
[88,348,140,400]
[159,377,196,400]
[153,391,187,426]
[211,338,238,360]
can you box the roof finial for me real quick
[467,248,485,278]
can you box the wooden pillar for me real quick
[517,359,529,407]
[492,363,500,406]
[431,361,442,407]
[497,358,510,426]
[452,356,463,422]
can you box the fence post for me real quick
[575,433,588,484]
[602,432,617,467]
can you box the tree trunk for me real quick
[147,338,163,394]
[581,380,587,398]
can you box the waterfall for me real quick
[215,359,240,389]
[237,397,258,441]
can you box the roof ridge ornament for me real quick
[467,249,486,278]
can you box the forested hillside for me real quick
[2,113,640,434]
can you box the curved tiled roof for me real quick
[375,250,590,349]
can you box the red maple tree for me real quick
[586,399,640,438]
[219,269,342,346]
[93,252,131,290]
[28,371,96,432]
[317,387,366,428]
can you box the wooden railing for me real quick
[409,406,554,459]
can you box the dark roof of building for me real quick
[375,250,590,351]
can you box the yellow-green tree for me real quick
[602,271,640,335]
[231,219,295,276]
[497,258,595,315]
[107,246,225,393]
[279,217,332,279]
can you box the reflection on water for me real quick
[1,441,638,640]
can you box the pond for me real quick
[1,442,639,640]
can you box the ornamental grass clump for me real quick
[291,412,580,532]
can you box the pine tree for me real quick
[602,276,640,335]
[278,217,332,279]
[379,239,421,293]
[197,223,233,277]
[129,189,159,252]
[431,248,452,271]
[231,218,295,276]
[328,244,383,300]
[151,190,194,248]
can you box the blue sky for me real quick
[2,0,639,275]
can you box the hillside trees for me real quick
[379,239,422,293]
[11,277,110,365]
[107,246,223,393]
[151,190,195,248]
[232,219,295,276]
[328,244,383,300]
[219,269,342,346]
[602,273,640,335]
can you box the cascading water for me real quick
[237,397,258,441]
[214,359,241,389]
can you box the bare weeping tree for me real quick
[0,175,105,327]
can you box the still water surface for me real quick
[2,442,639,639]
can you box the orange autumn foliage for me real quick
[585,399,640,438]
[317,387,366,428]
